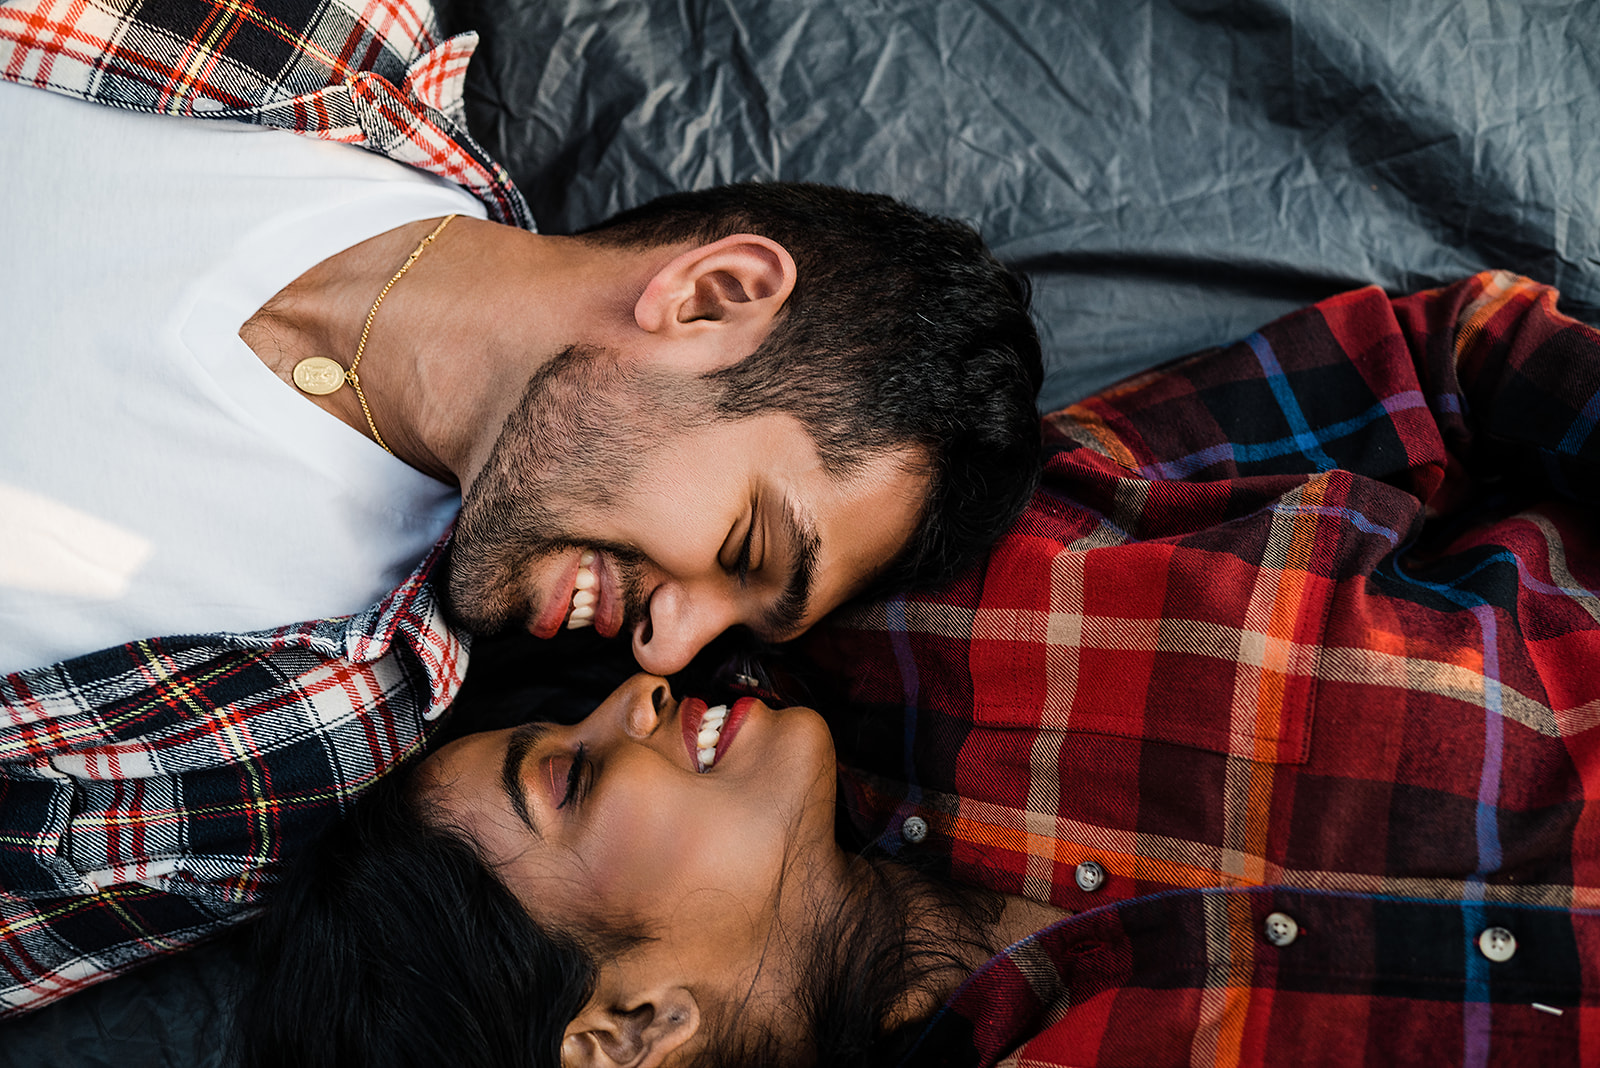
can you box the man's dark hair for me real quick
[584,182,1044,591]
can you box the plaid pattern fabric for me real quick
[0,0,532,228]
[0,540,465,1016]
[817,271,1600,1066]
[904,888,1598,1068]
[0,0,501,1016]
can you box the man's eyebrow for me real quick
[760,494,820,638]
[500,722,550,837]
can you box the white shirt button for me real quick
[1478,927,1517,962]
[1074,860,1107,892]
[901,815,928,844]
[1264,912,1299,947]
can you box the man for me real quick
[0,0,1042,1014]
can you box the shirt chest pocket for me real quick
[967,535,1327,764]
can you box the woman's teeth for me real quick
[696,704,729,771]
[566,551,597,629]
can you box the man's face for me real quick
[446,348,925,675]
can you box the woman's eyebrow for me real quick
[500,722,552,836]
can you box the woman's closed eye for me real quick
[558,742,592,810]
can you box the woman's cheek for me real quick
[580,795,687,898]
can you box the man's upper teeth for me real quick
[696,705,728,770]
[566,551,598,629]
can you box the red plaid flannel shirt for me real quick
[0,0,504,1014]
[0,0,531,228]
[817,271,1600,1067]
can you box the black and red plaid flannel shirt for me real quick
[0,0,531,228]
[0,0,501,1015]
[817,271,1600,1067]
[0,541,465,1016]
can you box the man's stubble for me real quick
[443,346,706,637]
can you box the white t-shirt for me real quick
[0,81,487,675]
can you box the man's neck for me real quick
[240,216,473,483]
[237,217,655,487]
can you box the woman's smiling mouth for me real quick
[693,704,728,769]
[680,696,758,772]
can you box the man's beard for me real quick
[443,345,702,636]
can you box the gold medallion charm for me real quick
[293,356,348,396]
[285,213,455,455]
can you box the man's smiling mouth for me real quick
[529,548,620,639]
[566,550,597,629]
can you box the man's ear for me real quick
[561,987,701,1068]
[633,233,796,343]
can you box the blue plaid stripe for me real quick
[1245,330,1339,472]
[1558,387,1600,455]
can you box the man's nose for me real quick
[632,581,739,676]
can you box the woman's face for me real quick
[416,672,849,1062]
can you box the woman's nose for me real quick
[622,674,672,739]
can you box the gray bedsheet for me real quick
[4,0,1597,1062]
[448,0,1600,410]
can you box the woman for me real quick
[235,641,1599,1068]
[234,670,1063,1068]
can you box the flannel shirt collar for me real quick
[209,531,464,712]
[0,529,466,746]
[0,0,532,228]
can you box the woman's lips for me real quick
[714,697,757,766]
[680,696,758,772]
[680,697,708,767]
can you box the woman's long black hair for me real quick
[232,772,1001,1068]
[231,772,596,1068]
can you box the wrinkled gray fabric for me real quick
[448,0,1600,410]
[5,0,1598,1062]
[0,935,246,1067]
